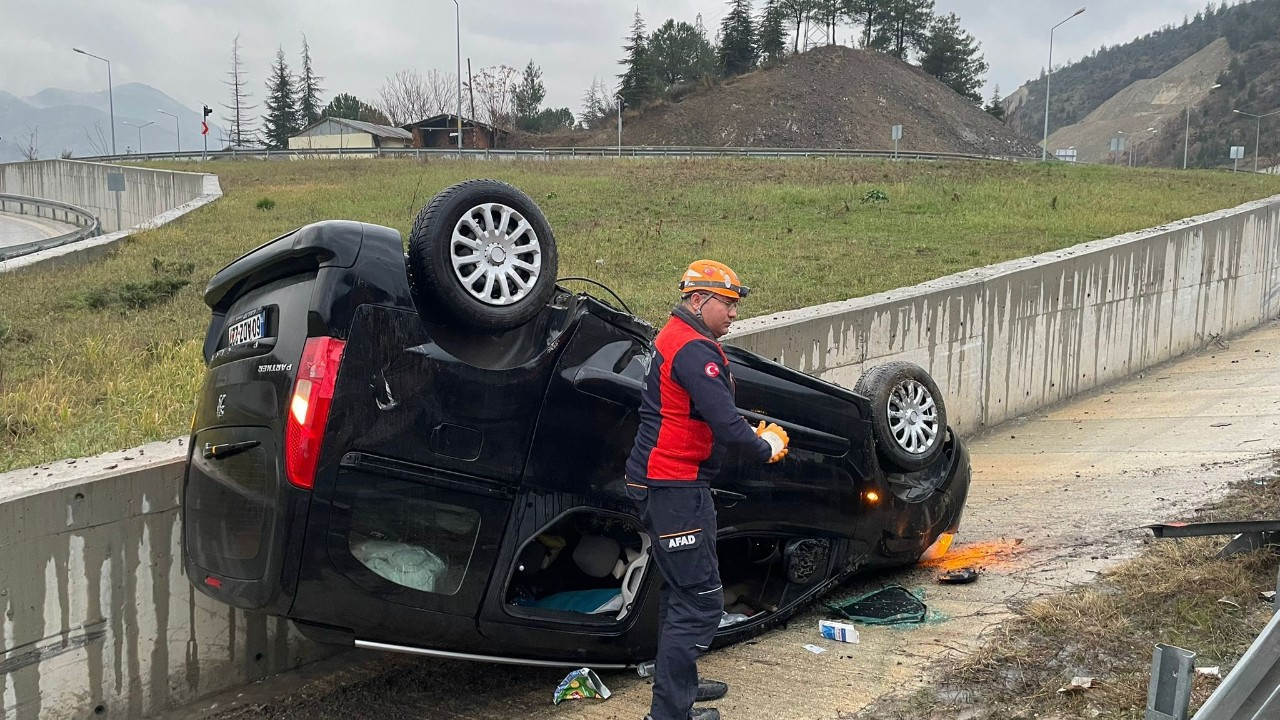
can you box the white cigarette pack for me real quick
[818,619,860,643]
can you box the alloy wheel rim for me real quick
[886,378,939,455]
[450,202,542,306]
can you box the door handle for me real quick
[203,440,261,460]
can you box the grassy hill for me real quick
[1,158,1277,470]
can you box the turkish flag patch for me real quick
[704,362,720,378]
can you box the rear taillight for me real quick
[285,336,346,490]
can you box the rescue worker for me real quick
[626,260,790,720]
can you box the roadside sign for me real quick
[1054,148,1078,162]
[1110,137,1125,152]
[891,125,903,141]
[106,172,125,192]
[1230,146,1245,159]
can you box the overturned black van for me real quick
[182,180,971,668]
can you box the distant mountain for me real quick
[1005,0,1280,168]
[0,82,224,162]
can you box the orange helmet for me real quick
[679,259,750,300]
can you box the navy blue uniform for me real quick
[627,305,771,720]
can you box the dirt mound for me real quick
[515,46,1040,157]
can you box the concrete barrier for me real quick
[0,441,328,720]
[0,162,221,275]
[0,160,206,234]
[1,193,1278,718]
[726,193,1280,435]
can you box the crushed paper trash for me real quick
[802,644,827,654]
[1195,666,1222,678]
[1057,677,1099,693]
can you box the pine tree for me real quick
[918,13,987,101]
[512,60,547,131]
[871,0,934,60]
[649,20,718,89]
[845,0,884,48]
[778,0,811,53]
[297,34,325,126]
[579,76,612,129]
[262,47,301,150]
[719,0,759,76]
[324,93,390,125]
[220,34,258,147]
[759,0,789,62]
[618,9,657,108]
[984,85,1005,120]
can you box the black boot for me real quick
[695,679,728,702]
[690,708,721,720]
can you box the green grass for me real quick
[1,158,1277,470]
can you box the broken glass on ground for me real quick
[824,585,927,625]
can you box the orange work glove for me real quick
[755,420,790,463]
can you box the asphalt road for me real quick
[0,211,76,252]
[178,319,1280,720]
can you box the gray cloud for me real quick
[4,0,1215,125]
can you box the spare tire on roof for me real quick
[406,179,559,331]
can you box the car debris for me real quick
[938,567,980,584]
[825,585,927,625]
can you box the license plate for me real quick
[226,310,267,348]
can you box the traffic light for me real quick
[202,105,212,136]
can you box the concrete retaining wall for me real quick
[0,160,207,234]
[1,193,1278,718]
[0,441,327,720]
[726,194,1280,434]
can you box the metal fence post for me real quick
[1147,644,1196,720]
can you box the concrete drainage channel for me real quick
[1,184,1279,717]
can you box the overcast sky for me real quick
[5,0,1215,119]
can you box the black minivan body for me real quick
[182,180,971,668]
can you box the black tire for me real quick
[854,361,948,473]
[406,179,559,331]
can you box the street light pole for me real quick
[73,47,115,155]
[157,109,179,158]
[1183,84,1220,170]
[124,120,154,154]
[452,0,462,151]
[616,95,623,157]
[1233,108,1280,173]
[1042,7,1086,162]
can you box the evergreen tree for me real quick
[297,34,325,126]
[871,0,934,60]
[845,0,884,48]
[649,19,718,89]
[778,0,812,53]
[917,12,988,101]
[618,9,657,107]
[323,93,390,125]
[512,60,547,131]
[984,85,1005,120]
[759,0,789,61]
[719,0,759,76]
[262,46,301,149]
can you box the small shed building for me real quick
[288,117,413,150]
[403,114,508,150]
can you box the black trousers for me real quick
[627,482,723,720]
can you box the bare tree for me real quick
[377,70,428,126]
[422,69,458,116]
[467,65,518,130]
[83,123,110,156]
[18,125,39,161]
[221,33,258,147]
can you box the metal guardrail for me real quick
[0,194,102,261]
[73,145,1038,164]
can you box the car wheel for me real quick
[854,361,947,473]
[406,179,559,331]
